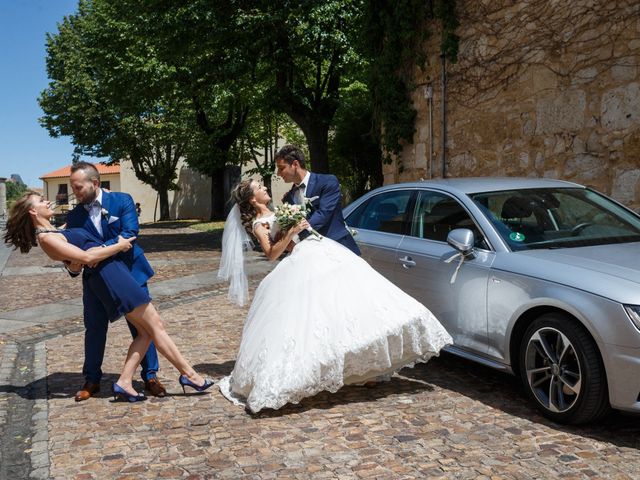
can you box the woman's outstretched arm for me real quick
[38,234,135,265]
[254,220,309,261]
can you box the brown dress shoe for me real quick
[144,377,167,397]
[75,382,100,402]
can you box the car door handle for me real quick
[399,256,416,268]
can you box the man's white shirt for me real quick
[88,189,104,237]
[294,171,311,205]
[291,171,311,243]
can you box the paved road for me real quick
[0,236,11,275]
[1,224,639,479]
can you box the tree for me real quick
[224,1,366,174]
[6,180,28,205]
[329,80,382,202]
[39,0,198,220]
[233,108,284,195]
[116,0,255,219]
[235,106,314,197]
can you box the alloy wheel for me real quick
[524,327,582,413]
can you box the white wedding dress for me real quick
[218,214,452,413]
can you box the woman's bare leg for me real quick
[126,303,206,386]
[115,329,151,396]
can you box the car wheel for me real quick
[519,313,609,424]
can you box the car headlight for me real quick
[624,305,640,331]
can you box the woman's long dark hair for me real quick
[3,192,39,253]
[231,180,257,236]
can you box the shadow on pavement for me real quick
[0,372,146,401]
[245,375,434,418]
[137,231,222,253]
[403,352,640,450]
[194,360,236,379]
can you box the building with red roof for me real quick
[39,160,212,223]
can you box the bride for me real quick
[217,179,453,413]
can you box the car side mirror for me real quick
[447,228,476,258]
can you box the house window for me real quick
[101,181,111,191]
[56,184,68,205]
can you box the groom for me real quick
[276,144,360,255]
[66,161,166,401]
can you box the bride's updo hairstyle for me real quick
[3,192,39,253]
[231,179,257,236]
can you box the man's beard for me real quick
[81,187,98,205]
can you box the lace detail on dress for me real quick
[252,214,278,240]
[218,222,453,413]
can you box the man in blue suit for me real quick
[276,145,360,255]
[66,161,166,401]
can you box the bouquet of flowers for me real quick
[274,196,322,239]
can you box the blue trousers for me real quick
[82,283,159,383]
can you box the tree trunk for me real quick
[158,188,170,221]
[304,123,329,173]
[210,167,226,220]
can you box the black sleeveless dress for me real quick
[56,228,151,322]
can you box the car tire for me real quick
[519,313,610,424]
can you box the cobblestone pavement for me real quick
[1,224,640,479]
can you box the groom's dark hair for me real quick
[70,161,100,182]
[275,144,307,168]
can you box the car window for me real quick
[410,191,487,248]
[346,190,412,234]
[471,187,640,250]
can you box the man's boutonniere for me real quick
[101,208,109,219]
[303,196,318,212]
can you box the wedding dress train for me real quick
[218,214,452,413]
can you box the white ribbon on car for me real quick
[444,252,465,284]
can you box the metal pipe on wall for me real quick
[425,84,434,179]
[440,54,447,178]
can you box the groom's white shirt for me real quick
[294,171,311,205]
[88,188,104,237]
[291,171,311,244]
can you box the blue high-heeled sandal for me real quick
[112,382,146,402]
[178,375,214,394]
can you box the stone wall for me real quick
[388,0,640,208]
[120,159,211,223]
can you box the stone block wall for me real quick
[388,0,640,208]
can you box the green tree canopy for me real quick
[6,181,28,207]
[39,0,197,219]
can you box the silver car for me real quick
[343,177,640,424]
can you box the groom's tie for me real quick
[84,199,100,211]
[292,182,305,205]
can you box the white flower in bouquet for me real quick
[274,197,322,239]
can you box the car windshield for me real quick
[470,187,640,251]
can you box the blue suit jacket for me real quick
[283,172,360,255]
[65,190,154,285]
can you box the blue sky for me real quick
[0,0,87,187]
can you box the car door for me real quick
[344,189,413,281]
[394,190,495,354]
